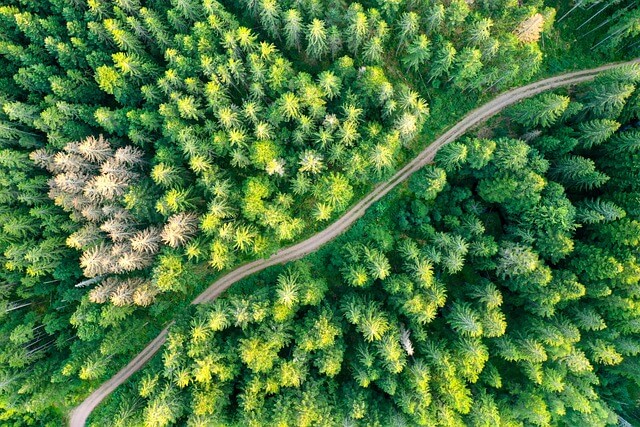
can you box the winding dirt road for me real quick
[69,59,640,427]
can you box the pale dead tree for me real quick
[52,152,91,173]
[113,146,144,166]
[102,204,130,219]
[102,215,128,229]
[400,325,414,356]
[110,242,131,254]
[131,227,162,254]
[70,194,92,212]
[113,207,134,221]
[100,157,139,180]
[101,245,121,275]
[77,135,113,163]
[82,179,103,202]
[80,243,114,277]
[90,173,129,200]
[100,157,126,175]
[80,203,104,222]
[29,149,55,170]
[63,141,83,155]
[127,278,146,288]
[89,278,118,304]
[118,250,153,272]
[91,277,156,307]
[132,281,159,307]
[515,13,545,43]
[161,212,199,248]
[110,282,134,306]
[101,217,134,242]
[108,244,132,274]
[88,288,107,304]
[66,224,103,250]
[54,172,89,194]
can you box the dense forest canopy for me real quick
[89,67,640,426]
[0,0,637,425]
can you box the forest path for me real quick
[69,58,640,427]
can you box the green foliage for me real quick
[0,0,637,424]
[510,93,570,128]
[95,65,640,427]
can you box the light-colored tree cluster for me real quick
[88,277,158,307]
[32,136,198,306]
[32,136,151,275]
[514,13,545,44]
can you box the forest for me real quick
[0,0,638,426]
[88,66,640,426]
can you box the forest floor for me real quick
[69,58,640,427]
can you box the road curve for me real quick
[69,58,640,427]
